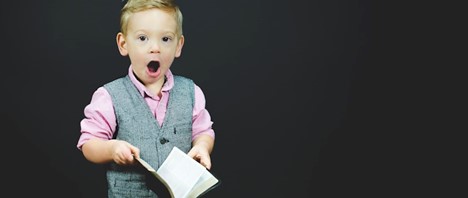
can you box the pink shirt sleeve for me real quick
[76,87,116,149]
[192,85,215,140]
[77,84,215,150]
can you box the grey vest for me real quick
[103,75,194,197]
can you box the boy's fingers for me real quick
[128,144,140,159]
[200,155,211,170]
[187,149,196,158]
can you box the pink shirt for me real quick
[77,66,215,149]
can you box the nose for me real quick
[149,40,160,53]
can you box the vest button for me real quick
[160,138,169,144]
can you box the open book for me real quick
[135,146,220,198]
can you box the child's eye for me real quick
[138,35,147,41]
[162,37,171,42]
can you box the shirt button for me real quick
[160,138,169,144]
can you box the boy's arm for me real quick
[188,134,215,170]
[82,138,140,165]
[78,87,140,165]
[190,84,215,169]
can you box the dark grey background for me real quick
[0,0,460,197]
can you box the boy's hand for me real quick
[188,145,211,170]
[188,134,214,170]
[110,140,140,165]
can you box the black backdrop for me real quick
[0,0,459,197]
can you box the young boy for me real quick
[76,0,215,196]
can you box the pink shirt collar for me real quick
[127,66,174,98]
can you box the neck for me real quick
[145,76,167,97]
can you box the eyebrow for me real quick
[131,29,176,35]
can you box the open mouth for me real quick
[147,61,160,73]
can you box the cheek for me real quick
[129,48,146,61]
[162,53,176,65]
[160,49,175,61]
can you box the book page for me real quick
[136,147,219,198]
[135,157,174,197]
[187,171,219,197]
[157,147,206,198]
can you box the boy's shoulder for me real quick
[172,75,195,92]
[173,74,193,82]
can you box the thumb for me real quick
[128,144,140,159]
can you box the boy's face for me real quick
[117,8,184,85]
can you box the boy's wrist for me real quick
[193,135,214,153]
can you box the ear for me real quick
[175,35,184,58]
[116,32,128,56]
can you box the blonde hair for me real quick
[120,0,183,37]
